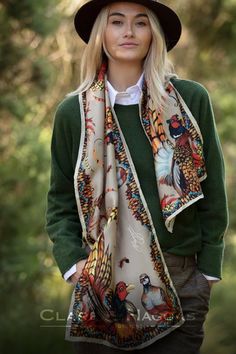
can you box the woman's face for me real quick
[103,2,152,65]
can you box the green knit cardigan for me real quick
[45,77,229,279]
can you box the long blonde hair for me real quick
[67,4,178,110]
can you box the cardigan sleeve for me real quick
[45,97,88,277]
[196,86,229,279]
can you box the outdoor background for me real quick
[0,0,235,353]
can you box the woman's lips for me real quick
[120,43,138,48]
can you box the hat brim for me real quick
[74,0,182,52]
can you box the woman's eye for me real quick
[136,21,147,26]
[112,20,122,25]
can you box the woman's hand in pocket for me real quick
[70,258,88,286]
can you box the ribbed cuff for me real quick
[197,241,225,279]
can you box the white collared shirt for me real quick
[107,73,144,107]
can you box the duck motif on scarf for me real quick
[65,63,206,350]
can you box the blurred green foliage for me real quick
[0,0,235,353]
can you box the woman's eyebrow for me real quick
[108,12,148,18]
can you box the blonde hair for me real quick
[67,4,178,110]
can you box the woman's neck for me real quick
[107,61,143,92]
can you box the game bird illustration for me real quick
[157,114,201,197]
[139,273,172,316]
[78,233,138,338]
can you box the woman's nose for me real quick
[123,23,134,37]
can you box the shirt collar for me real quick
[107,73,144,107]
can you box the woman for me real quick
[46,0,228,353]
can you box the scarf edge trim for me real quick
[65,317,185,349]
[73,93,89,250]
[165,193,205,233]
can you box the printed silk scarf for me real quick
[65,63,207,350]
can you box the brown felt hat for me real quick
[74,0,182,52]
